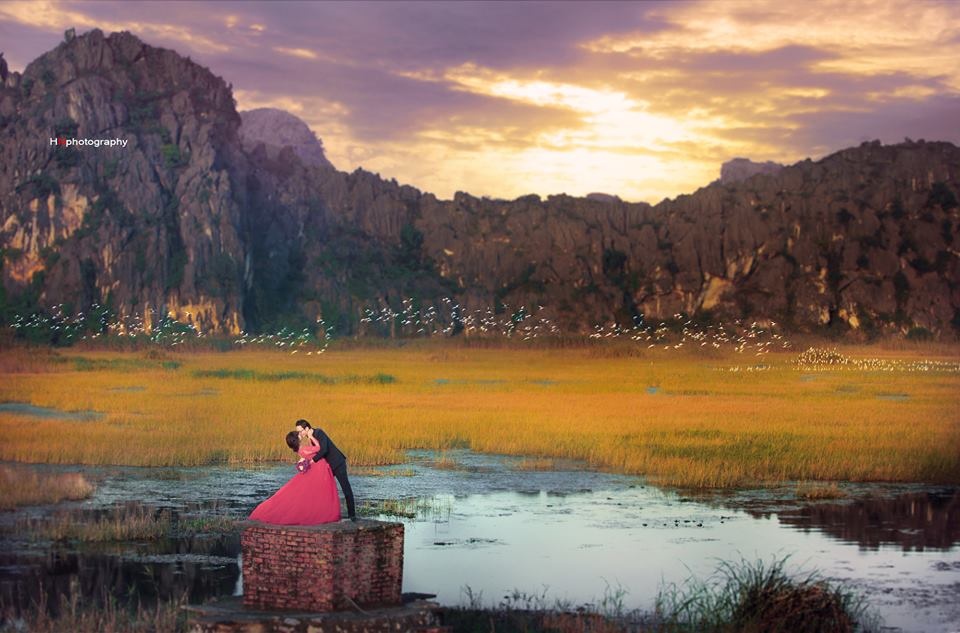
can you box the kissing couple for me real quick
[249,419,357,525]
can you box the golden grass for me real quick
[0,344,958,488]
[0,466,95,509]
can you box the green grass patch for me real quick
[61,356,181,372]
[191,368,396,384]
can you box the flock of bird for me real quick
[360,300,791,355]
[360,297,563,340]
[794,346,960,373]
[10,300,795,358]
[8,302,956,372]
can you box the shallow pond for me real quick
[1,451,958,632]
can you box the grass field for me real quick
[0,341,957,488]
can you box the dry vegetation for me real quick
[0,466,95,509]
[0,343,958,488]
[19,504,172,542]
[2,586,184,633]
[795,482,847,500]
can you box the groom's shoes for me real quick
[350,515,357,522]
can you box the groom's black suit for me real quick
[309,427,356,519]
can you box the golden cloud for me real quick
[0,0,231,53]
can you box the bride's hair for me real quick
[285,431,300,452]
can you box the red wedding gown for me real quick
[248,443,341,525]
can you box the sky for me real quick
[1,0,959,203]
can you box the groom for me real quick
[295,418,357,521]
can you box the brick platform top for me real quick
[241,518,405,613]
[239,518,404,533]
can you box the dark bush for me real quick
[927,181,958,211]
[658,557,868,633]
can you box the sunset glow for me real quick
[1,0,957,202]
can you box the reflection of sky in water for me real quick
[399,487,960,633]
[5,451,958,633]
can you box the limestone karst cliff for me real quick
[1,30,958,339]
[239,108,334,170]
[719,158,785,184]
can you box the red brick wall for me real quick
[241,519,404,612]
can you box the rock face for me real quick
[720,158,784,184]
[239,108,334,169]
[0,29,248,335]
[1,30,959,339]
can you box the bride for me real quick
[248,430,342,525]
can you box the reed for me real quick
[358,496,451,519]
[351,466,417,477]
[655,556,876,632]
[431,453,462,470]
[515,458,557,471]
[22,504,173,542]
[795,482,847,500]
[2,584,184,633]
[1,345,958,488]
[176,514,240,534]
[0,466,95,509]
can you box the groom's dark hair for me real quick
[295,419,312,429]
[286,431,300,452]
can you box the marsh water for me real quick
[1,451,958,632]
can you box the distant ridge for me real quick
[719,158,785,184]
[239,108,334,169]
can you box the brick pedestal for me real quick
[241,519,403,612]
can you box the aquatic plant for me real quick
[358,496,451,520]
[449,582,647,632]
[795,482,847,500]
[20,504,172,542]
[514,457,556,471]
[176,514,240,535]
[655,556,875,633]
[351,466,417,477]
[0,583,184,633]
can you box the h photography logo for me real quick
[50,135,128,148]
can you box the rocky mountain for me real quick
[720,158,785,184]
[239,108,334,169]
[1,30,958,340]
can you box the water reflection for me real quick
[0,510,239,616]
[1,454,958,632]
[773,489,960,551]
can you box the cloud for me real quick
[0,0,233,53]
[1,0,958,203]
